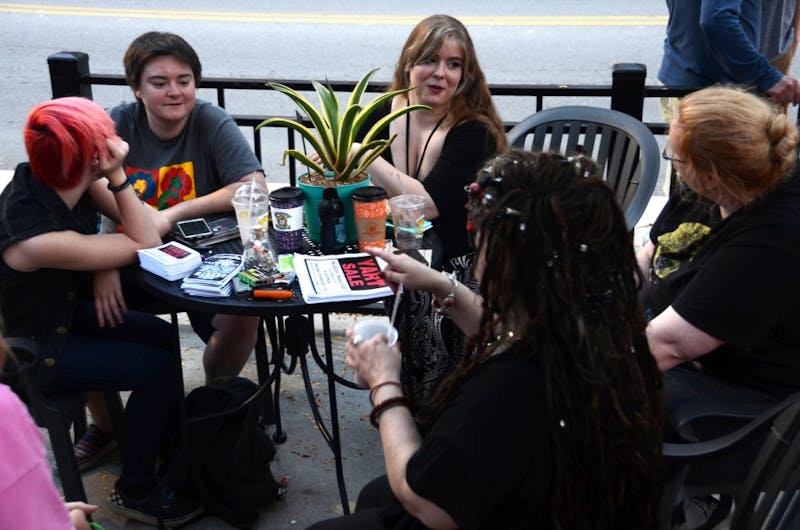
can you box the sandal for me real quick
[74,424,117,472]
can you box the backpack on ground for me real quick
[168,376,284,529]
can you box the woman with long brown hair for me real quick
[357,14,508,406]
[308,150,664,529]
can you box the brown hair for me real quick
[388,14,507,152]
[674,86,799,204]
[123,31,202,93]
[424,150,664,529]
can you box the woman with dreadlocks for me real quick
[307,150,664,530]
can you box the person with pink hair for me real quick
[0,97,203,526]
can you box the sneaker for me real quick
[108,483,204,528]
[74,424,117,472]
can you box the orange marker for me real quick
[253,289,293,300]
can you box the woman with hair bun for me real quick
[640,84,800,485]
[640,83,800,523]
[641,85,800,394]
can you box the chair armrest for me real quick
[671,399,777,433]
[664,392,800,462]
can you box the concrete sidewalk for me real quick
[67,312,386,530]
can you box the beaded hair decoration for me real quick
[465,163,525,235]
[465,155,594,235]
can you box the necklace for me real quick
[405,100,446,180]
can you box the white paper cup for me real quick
[351,318,398,348]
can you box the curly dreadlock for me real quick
[423,150,664,529]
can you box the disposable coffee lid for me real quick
[269,186,304,201]
[352,186,388,202]
[232,181,269,203]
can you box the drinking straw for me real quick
[389,282,404,328]
[245,174,257,227]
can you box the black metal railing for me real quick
[49,51,779,185]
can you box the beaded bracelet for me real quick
[369,396,410,428]
[107,179,132,193]
[432,271,458,315]
[369,381,402,407]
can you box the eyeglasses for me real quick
[661,144,685,165]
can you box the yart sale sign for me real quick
[294,253,393,303]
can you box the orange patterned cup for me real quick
[352,186,389,252]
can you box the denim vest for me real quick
[0,163,98,388]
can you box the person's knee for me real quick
[211,315,259,346]
[212,314,259,334]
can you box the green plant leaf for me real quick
[342,137,395,178]
[360,103,433,146]
[260,82,337,163]
[335,104,363,173]
[280,149,326,177]
[257,117,335,171]
[345,67,380,110]
[313,80,339,144]
[261,71,430,183]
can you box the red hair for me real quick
[24,97,117,189]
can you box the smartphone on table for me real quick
[176,218,213,240]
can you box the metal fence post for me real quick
[48,52,92,100]
[611,63,646,120]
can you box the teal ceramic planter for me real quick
[298,176,372,244]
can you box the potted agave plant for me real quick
[257,68,429,243]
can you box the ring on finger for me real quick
[351,335,363,347]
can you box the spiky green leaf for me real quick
[313,80,339,141]
[257,117,335,171]
[360,103,432,146]
[345,68,380,110]
[342,137,395,178]
[279,149,326,177]
[336,104,363,171]
[261,82,337,160]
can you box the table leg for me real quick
[289,313,351,515]
[321,313,350,514]
[255,318,277,426]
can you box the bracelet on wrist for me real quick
[369,381,402,407]
[369,396,410,428]
[107,178,132,193]
[433,271,458,315]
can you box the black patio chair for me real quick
[1,337,123,503]
[661,391,800,529]
[506,105,660,230]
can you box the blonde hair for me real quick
[674,86,799,204]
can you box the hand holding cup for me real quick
[346,318,399,388]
